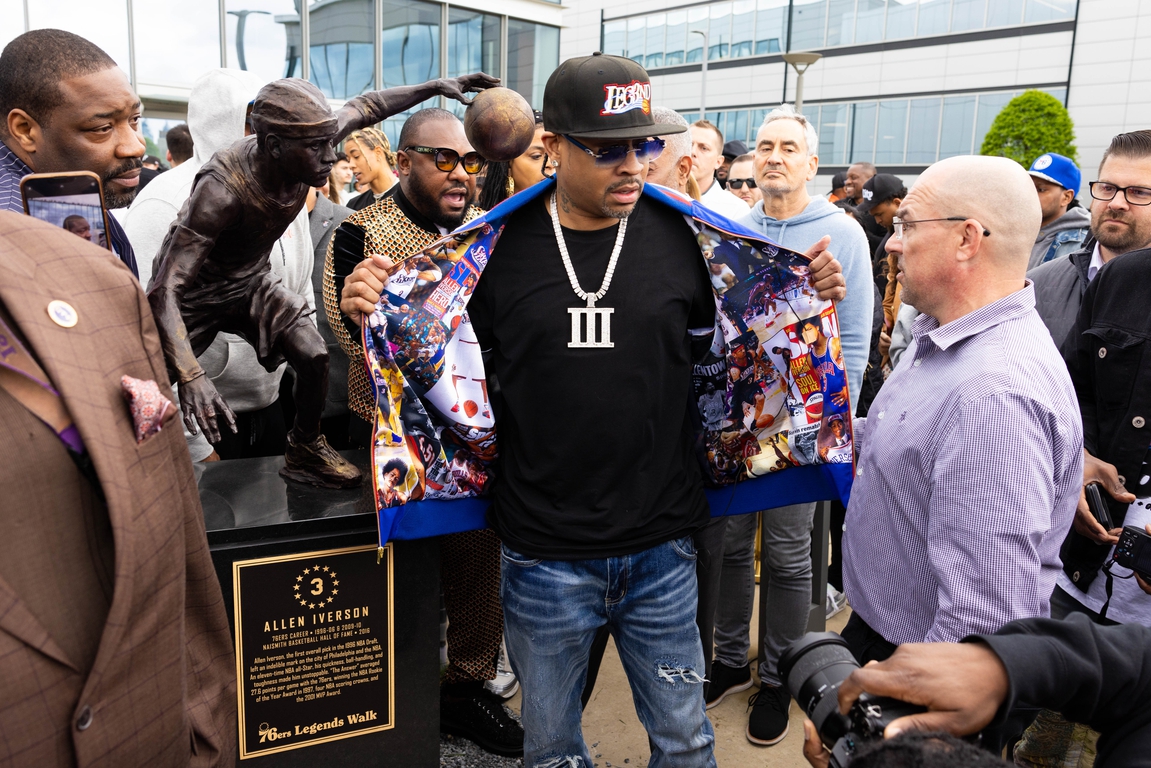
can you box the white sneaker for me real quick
[484,638,519,699]
[826,585,848,620]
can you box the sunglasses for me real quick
[727,178,755,190]
[564,135,665,166]
[403,146,486,174]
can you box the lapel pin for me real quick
[47,300,78,328]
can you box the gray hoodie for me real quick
[123,69,315,459]
[739,196,875,413]
[1028,204,1090,270]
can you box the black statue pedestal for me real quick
[200,451,440,766]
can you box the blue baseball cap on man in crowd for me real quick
[1028,152,1081,193]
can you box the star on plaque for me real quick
[303,567,311,574]
[296,575,303,582]
[309,603,316,609]
[322,566,330,572]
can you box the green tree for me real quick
[144,136,163,161]
[980,89,1078,167]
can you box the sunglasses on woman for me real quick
[403,146,486,174]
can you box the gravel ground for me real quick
[439,702,524,768]
[438,734,524,768]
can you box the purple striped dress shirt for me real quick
[843,283,1083,644]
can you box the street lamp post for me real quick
[228,9,271,71]
[690,29,708,119]
[781,52,822,115]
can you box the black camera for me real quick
[779,632,925,767]
[1115,525,1151,579]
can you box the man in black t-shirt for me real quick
[339,54,847,765]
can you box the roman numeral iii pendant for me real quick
[568,301,614,348]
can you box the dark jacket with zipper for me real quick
[1028,237,1094,349]
[1060,246,1151,590]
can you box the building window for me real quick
[604,0,1076,68]
[507,19,560,108]
[689,86,1066,166]
[448,8,501,81]
[377,0,440,144]
[309,0,375,100]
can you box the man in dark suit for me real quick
[307,184,353,445]
[0,211,236,767]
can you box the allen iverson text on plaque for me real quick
[233,544,394,759]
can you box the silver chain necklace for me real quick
[549,192,628,348]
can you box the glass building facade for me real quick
[3,0,560,151]
[603,0,1075,65]
[681,86,1067,168]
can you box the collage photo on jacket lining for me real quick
[363,188,854,523]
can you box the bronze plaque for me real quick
[233,544,394,759]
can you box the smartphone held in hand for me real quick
[20,171,113,251]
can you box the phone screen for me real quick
[20,172,113,251]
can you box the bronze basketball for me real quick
[464,88,536,162]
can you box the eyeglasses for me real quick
[727,178,755,190]
[891,216,991,240]
[1089,181,1151,206]
[403,146,486,175]
[563,135,665,166]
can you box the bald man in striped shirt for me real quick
[841,155,1083,663]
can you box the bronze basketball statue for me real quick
[464,87,535,162]
[149,74,497,488]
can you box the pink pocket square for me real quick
[120,375,175,443]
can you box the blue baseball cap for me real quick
[1028,152,1080,192]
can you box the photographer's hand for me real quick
[836,643,1008,738]
[803,719,831,768]
[1074,449,1135,544]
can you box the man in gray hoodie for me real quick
[702,104,874,748]
[123,69,315,461]
[1026,152,1090,271]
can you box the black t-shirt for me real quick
[468,194,715,560]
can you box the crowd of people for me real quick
[1,24,1150,768]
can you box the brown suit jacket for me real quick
[0,213,236,767]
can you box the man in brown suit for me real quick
[0,211,236,767]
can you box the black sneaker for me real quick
[704,660,753,709]
[440,685,524,757]
[746,684,791,746]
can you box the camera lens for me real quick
[779,632,859,746]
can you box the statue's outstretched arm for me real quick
[334,72,500,144]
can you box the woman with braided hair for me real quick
[344,126,398,210]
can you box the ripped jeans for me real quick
[501,538,717,768]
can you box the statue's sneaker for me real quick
[280,432,363,489]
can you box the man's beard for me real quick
[1092,208,1151,255]
[408,171,472,230]
[102,158,143,209]
[598,177,643,219]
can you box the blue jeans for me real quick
[501,538,717,768]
